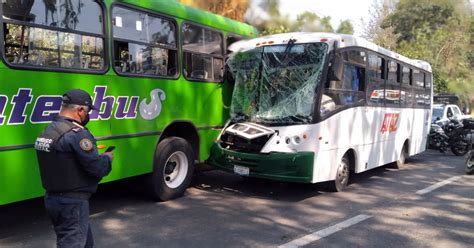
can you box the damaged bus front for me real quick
[207,34,332,183]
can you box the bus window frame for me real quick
[181,21,225,83]
[0,0,109,75]
[110,3,180,80]
[318,47,367,122]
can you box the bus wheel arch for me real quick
[329,150,355,192]
[158,121,200,161]
[150,121,199,201]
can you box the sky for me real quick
[249,0,373,35]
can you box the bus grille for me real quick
[219,132,273,153]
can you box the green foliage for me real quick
[373,0,473,99]
[247,0,351,35]
[336,20,354,34]
[361,0,399,50]
[382,0,456,42]
[291,12,333,33]
[432,71,448,94]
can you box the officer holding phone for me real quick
[35,89,113,248]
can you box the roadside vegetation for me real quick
[180,0,473,103]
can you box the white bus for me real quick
[207,32,432,191]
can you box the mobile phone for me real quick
[105,146,115,152]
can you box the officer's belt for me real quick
[47,192,92,200]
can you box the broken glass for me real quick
[228,42,328,125]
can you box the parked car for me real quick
[434,94,470,115]
[432,104,472,126]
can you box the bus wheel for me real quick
[393,143,408,169]
[329,155,350,192]
[151,137,195,201]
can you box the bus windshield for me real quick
[228,42,328,125]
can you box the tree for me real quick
[179,0,250,22]
[246,0,338,35]
[361,0,399,50]
[367,0,473,97]
[290,12,333,32]
[391,0,473,95]
[382,0,456,42]
[336,20,354,34]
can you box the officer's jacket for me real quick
[35,116,111,193]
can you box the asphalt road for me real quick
[1,150,473,248]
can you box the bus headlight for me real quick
[293,135,301,144]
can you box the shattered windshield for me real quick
[228,42,328,125]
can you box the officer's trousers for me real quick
[44,194,94,248]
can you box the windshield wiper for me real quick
[282,38,297,63]
[231,112,249,122]
[289,114,311,123]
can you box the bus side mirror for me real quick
[328,54,343,81]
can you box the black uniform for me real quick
[35,116,111,247]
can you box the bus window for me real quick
[3,0,103,34]
[385,61,401,107]
[182,23,224,82]
[322,50,365,116]
[112,6,178,77]
[413,69,425,108]
[402,66,410,84]
[423,73,432,109]
[400,66,413,107]
[387,61,398,82]
[366,54,385,106]
[367,54,384,79]
[2,0,105,71]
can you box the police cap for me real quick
[62,89,96,110]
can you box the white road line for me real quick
[416,176,463,195]
[278,214,372,248]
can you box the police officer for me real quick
[35,89,113,248]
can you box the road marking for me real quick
[416,176,463,195]
[278,214,372,248]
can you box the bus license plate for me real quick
[234,165,249,176]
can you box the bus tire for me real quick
[151,137,195,201]
[392,143,408,169]
[329,155,350,192]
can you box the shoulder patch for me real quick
[79,138,94,152]
[72,127,82,133]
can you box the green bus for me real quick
[0,0,256,205]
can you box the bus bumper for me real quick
[207,143,314,183]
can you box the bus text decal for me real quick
[0,86,166,125]
[381,113,399,134]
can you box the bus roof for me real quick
[110,0,257,37]
[229,32,432,72]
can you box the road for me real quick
[1,150,473,248]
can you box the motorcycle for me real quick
[428,118,472,156]
[466,148,474,175]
